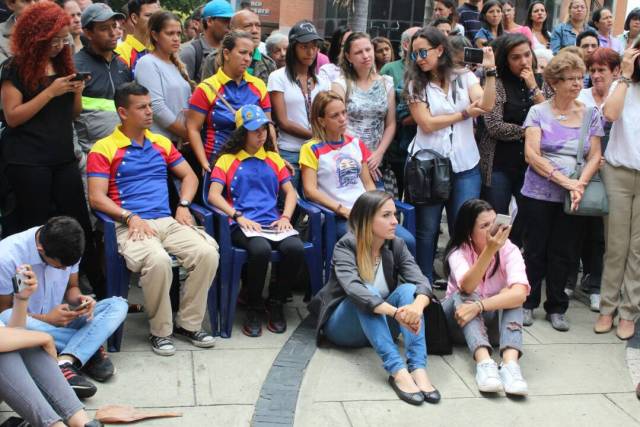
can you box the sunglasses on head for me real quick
[410,47,437,61]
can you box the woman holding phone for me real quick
[443,199,530,396]
[0,265,102,427]
[0,2,103,296]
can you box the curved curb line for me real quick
[252,315,317,426]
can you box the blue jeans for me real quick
[335,219,416,256]
[0,297,128,365]
[279,149,300,191]
[481,169,525,247]
[324,283,427,374]
[415,165,481,280]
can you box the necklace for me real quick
[552,100,575,121]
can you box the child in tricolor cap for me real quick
[208,105,306,337]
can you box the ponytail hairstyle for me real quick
[339,32,375,84]
[348,190,394,283]
[218,30,254,68]
[310,90,346,142]
[148,11,196,90]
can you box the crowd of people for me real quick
[0,0,639,422]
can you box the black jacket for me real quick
[308,233,433,344]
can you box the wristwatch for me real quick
[232,211,243,220]
[178,199,191,208]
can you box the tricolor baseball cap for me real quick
[202,0,234,19]
[235,105,271,131]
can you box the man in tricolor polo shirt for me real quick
[87,82,219,356]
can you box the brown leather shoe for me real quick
[616,319,635,340]
[594,314,614,334]
[636,383,640,400]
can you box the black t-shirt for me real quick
[1,60,76,166]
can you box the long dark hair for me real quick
[284,21,318,84]
[494,33,537,79]
[525,1,550,41]
[434,0,459,26]
[403,27,453,100]
[444,199,501,279]
[328,26,351,64]
[480,0,504,36]
[218,124,276,157]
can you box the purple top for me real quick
[521,101,604,203]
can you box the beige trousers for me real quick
[601,163,640,320]
[116,217,219,337]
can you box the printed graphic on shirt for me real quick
[336,154,361,188]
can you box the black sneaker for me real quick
[83,346,115,382]
[266,300,287,334]
[149,334,176,356]
[243,309,262,337]
[60,362,97,399]
[174,326,216,348]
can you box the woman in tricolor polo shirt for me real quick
[208,105,305,338]
[299,91,416,255]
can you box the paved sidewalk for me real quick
[1,284,638,427]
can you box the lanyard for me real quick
[296,76,313,123]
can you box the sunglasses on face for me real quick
[410,47,437,61]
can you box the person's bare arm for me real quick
[185,109,210,172]
[270,91,312,139]
[301,166,350,218]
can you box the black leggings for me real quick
[231,228,305,308]
[5,161,105,298]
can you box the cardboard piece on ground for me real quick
[95,405,182,423]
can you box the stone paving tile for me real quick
[606,393,640,424]
[83,351,196,409]
[523,301,621,345]
[193,349,279,405]
[341,394,640,427]
[444,343,632,397]
[299,347,474,403]
[294,402,351,427]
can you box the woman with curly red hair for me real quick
[1,2,105,297]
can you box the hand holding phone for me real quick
[463,47,484,64]
[12,265,36,299]
[489,214,512,236]
[71,72,91,81]
[68,300,90,312]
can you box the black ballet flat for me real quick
[388,376,424,406]
[422,388,441,404]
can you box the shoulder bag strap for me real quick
[202,80,237,115]
[575,106,594,173]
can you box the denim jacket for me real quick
[550,22,593,54]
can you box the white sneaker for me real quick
[564,288,574,298]
[590,294,601,312]
[476,359,503,393]
[499,361,528,396]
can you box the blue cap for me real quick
[202,0,234,19]
[235,105,271,131]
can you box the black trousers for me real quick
[579,216,605,294]
[521,196,586,314]
[231,228,305,308]
[5,161,105,298]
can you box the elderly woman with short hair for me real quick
[520,51,603,332]
[265,31,288,69]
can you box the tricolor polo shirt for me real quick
[299,134,370,209]
[189,68,271,163]
[210,147,290,226]
[115,34,150,72]
[87,126,185,219]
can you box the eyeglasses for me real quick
[410,47,437,61]
[50,37,71,48]
[559,75,583,83]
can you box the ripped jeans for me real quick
[442,292,524,357]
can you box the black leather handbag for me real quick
[424,296,452,355]
[404,148,452,205]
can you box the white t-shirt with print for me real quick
[299,134,371,209]
[407,70,480,173]
[267,68,330,152]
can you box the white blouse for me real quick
[407,70,480,173]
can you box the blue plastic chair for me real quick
[95,201,218,352]
[202,178,323,338]
[300,196,416,281]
